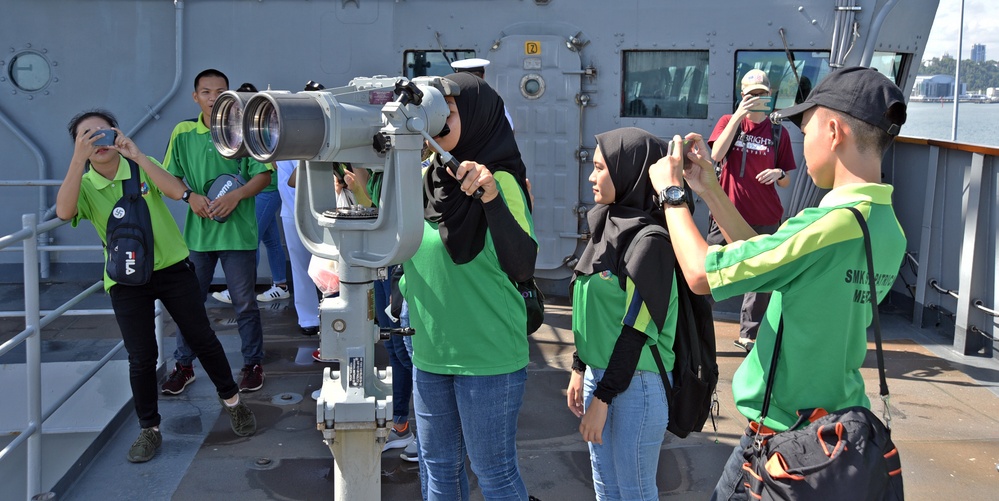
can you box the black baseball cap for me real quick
[772,66,907,136]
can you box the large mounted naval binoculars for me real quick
[209,75,457,265]
[209,76,457,501]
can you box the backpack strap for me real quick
[123,159,142,198]
[623,225,677,388]
[771,122,782,170]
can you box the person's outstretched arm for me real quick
[651,133,757,293]
[113,129,188,199]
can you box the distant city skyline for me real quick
[924,0,996,61]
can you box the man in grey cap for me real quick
[648,66,907,499]
[451,57,516,131]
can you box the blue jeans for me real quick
[711,432,753,501]
[374,266,409,424]
[401,302,428,500]
[413,367,529,501]
[255,190,286,284]
[177,250,264,366]
[583,367,671,501]
[385,335,413,425]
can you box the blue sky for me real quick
[925,0,996,60]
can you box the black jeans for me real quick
[109,260,239,428]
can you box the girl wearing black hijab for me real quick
[567,127,679,500]
[401,72,537,500]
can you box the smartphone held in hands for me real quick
[91,129,116,146]
[668,139,695,170]
[749,95,772,112]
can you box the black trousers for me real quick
[109,260,239,428]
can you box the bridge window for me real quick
[403,50,476,78]
[734,51,910,112]
[621,51,709,119]
[734,51,833,111]
[870,51,908,85]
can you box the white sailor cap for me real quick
[451,58,491,73]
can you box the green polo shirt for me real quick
[572,271,677,373]
[401,171,536,376]
[706,184,906,431]
[163,113,271,251]
[72,156,189,291]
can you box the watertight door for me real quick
[486,35,581,280]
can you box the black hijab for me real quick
[573,127,675,331]
[423,72,530,264]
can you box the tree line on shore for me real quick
[920,56,999,92]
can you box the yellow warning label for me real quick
[525,41,541,55]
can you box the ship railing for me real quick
[890,136,998,358]
[0,213,165,501]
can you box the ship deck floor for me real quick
[6,284,998,500]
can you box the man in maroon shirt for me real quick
[707,69,797,352]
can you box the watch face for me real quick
[665,186,686,206]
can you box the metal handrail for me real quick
[928,279,959,299]
[0,213,165,500]
[972,300,999,318]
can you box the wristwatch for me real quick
[181,189,193,203]
[778,169,786,180]
[658,186,687,208]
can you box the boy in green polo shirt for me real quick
[56,109,256,463]
[648,66,908,500]
[161,69,273,394]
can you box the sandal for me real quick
[733,338,755,352]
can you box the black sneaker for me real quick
[300,326,320,336]
[239,364,264,392]
[161,362,195,395]
[126,427,162,463]
[221,397,257,437]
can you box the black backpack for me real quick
[625,225,719,438]
[105,159,154,286]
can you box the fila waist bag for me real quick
[105,160,154,286]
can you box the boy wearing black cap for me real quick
[648,66,908,499]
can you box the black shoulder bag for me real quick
[105,160,154,286]
[740,207,903,499]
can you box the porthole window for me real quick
[7,51,51,92]
[520,73,545,100]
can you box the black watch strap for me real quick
[182,189,193,203]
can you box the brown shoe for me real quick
[239,364,264,392]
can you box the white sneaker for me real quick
[211,289,232,304]
[257,284,290,302]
